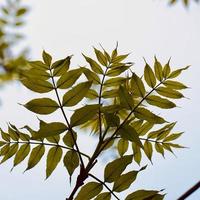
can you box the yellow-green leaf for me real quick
[163,80,187,90]
[144,63,156,88]
[119,85,134,109]
[83,54,103,74]
[42,50,52,66]
[63,151,79,177]
[117,139,129,157]
[104,77,126,87]
[75,182,103,200]
[57,69,82,89]
[46,147,63,178]
[156,86,184,99]
[131,73,145,97]
[168,66,189,79]
[95,192,111,200]
[104,155,132,183]
[32,121,67,139]
[0,144,18,164]
[82,67,100,84]
[163,59,171,78]
[132,142,142,165]
[134,108,166,124]
[13,144,30,167]
[63,131,77,148]
[94,48,107,66]
[163,132,183,142]
[26,144,45,171]
[62,81,92,106]
[146,95,176,109]
[24,98,59,115]
[28,60,49,70]
[144,141,153,162]
[70,104,100,127]
[154,57,163,81]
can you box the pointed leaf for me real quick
[118,139,129,157]
[95,192,111,200]
[82,67,100,84]
[131,73,145,97]
[94,48,107,66]
[70,104,100,127]
[144,63,156,88]
[163,80,187,90]
[75,182,103,200]
[154,57,163,81]
[119,85,134,109]
[63,131,77,148]
[144,141,153,162]
[132,142,142,165]
[46,147,63,178]
[104,155,132,183]
[0,144,18,164]
[24,98,59,115]
[26,145,45,171]
[42,50,52,66]
[168,66,189,79]
[156,86,184,99]
[62,81,92,106]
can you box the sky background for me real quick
[0,0,200,199]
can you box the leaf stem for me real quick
[49,67,85,168]
[89,173,120,200]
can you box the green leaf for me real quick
[113,166,146,192]
[144,63,156,88]
[63,131,77,148]
[104,77,127,87]
[8,126,19,141]
[46,135,60,144]
[24,98,59,115]
[86,89,98,99]
[95,192,111,200]
[107,64,131,77]
[94,48,107,66]
[163,132,183,142]
[155,143,164,157]
[82,67,100,84]
[146,95,176,109]
[163,80,188,90]
[118,139,129,157]
[70,104,100,127]
[32,121,67,139]
[13,144,30,167]
[21,78,53,93]
[28,60,49,70]
[0,141,6,147]
[42,50,52,66]
[131,73,145,97]
[83,54,103,74]
[125,190,162,200]
[112,54,129,63]
[144,141,153,162]
[163,59,171,78]
[46,147,63,178]
[156,86,184,99]
[57,69,82,89]
[16,8,28,16]
[52,56,71,76]
[62,81,92,106]
[22,68,50,80]
[117,125,143,148]
[134,108,166,124]
[0,144,18,164]
[105,113,120,127]
[102,89,118,99]
[119,85,134,109]
[154,57,163,81]
[75,182,103,200]
[104,155,132,183]
[132,142,142,165]
[26,145,45,171]
[137,122,154,136]
[0,144,10,156]
[168,66,189,79]
[63,151,79,177]
[0,129,10,142]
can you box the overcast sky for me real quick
[0,0,200,199]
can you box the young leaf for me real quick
[156,86,184,99]
[42,50,52,66]
[146,95,176,109]
[75,182,103,200]
[70,104,100,127]
[134,108,166,124]
[131,73,145,97]
[63,151,79,178]
[94,48,107,66]
[13,144,30,167]
[32,121,67,139]
[46,147,63,179]
[56,68,82,89]
[0,144,18,164]
[24,98,59,115]
[26,145,45,171]
[63,131,77,148]
[144,63,156,88]
[104,155,132,183]
[62,81,92,107]
[168,66,189,79]
[154,57,163,81]
[83,54,103,74]
[117,125,143,148]
[117,139,129,157]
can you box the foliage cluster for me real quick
[0,45,189,199]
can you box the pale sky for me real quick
[0,0,200,199]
